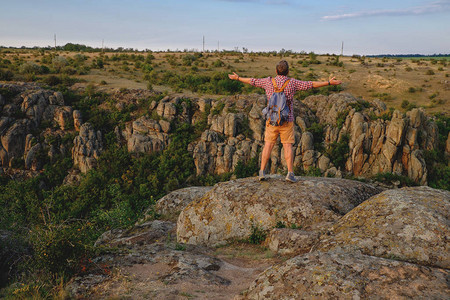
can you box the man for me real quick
[228,60,342,182]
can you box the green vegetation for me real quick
[0,89,223,297]
[306,122,325,152]
[248,223,267,244]
[326,134,350,170]
[423,113,449,190]
[234,156,259,179]
[401,100,417,111]
[373,172,417,187]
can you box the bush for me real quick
[19,62,42,75]
[401,100,417,111]
[373,172,416,187]
[234,156,259,178]
[52,56,68,73]
[306,122,324,152]
[326,134,350,170]
[0,69,14,80]
[212,59,224,68]
[30,221,96,275]
[248,223,267,244]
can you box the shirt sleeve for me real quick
[250,77,271,88]
[291,78,313,91]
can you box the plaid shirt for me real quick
[250,75,313,122]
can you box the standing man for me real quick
[228,60,342,182]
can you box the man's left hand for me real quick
[329,76,342,85]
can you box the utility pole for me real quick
[202,35,205,52]
[102,39,104,53]
[54,34,57,51]
[341,41,344,56]
[218,41,219,52]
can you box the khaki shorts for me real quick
[264,121,294,144]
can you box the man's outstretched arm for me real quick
[312,76,342,88]
[228,72,252,84]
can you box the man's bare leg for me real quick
[283,143,294,173]
[283,143,298,182]
[259,142,275,180]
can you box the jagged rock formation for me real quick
[177,176,382,246]
[122,116,170,153]
[72,123,103,173]
[0,83,77,171]
[314,186,450,269]
[240,250,449,299]
[303,94,438,184]
[1,83,444,184]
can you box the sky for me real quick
[0,0,449,55]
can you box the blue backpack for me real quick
[262,78,291,126]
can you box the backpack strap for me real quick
[272,78,290,93]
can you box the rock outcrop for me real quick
[69,219,273,300]
[67,177,449,299]
[152,186,213,221]
[303,93,438,184]
[315,186,450,269]
[0,83,79,171]
[177,176,382,246]
[1,83,441,185]
[264,228,319,255]
[241,250,449,300]
[72,123,103,173]
[121,116,170,154]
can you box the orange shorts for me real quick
[264,121,294,144]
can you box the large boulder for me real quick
[177,176,381,246]
[153,186,213,221]
[315,186,450,269]
[241,250,449,299]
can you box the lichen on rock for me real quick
[315,186,450,269]
[177,176,381,246]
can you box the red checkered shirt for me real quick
[250,75,313,122]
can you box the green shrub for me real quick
[212,59,225,67]
[211,101,225,115]
[336,109,349,129]
[326,134,350,170]
[52,56,68,73]
[275,221,286,228]
[19,62,42,75]
[306,122,324,152]
[373,172,416,187]
[349,99,371,112]
[30,220,96,275]
[0,69,14,80]
[248,223,267,244]
[44,75,62,86]
[234,156,259,179]
[401,100,417,111]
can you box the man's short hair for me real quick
[276,60,289,76]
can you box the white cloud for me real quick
[322,0,450,21]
